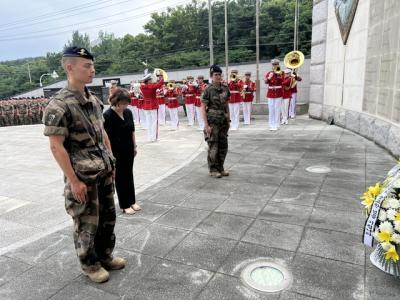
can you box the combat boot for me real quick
[83,267,109,283]
[101,257,127,270]
[220,170,230,176]
[209,171,222,178]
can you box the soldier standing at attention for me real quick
[201,65,231,178]
[43,47,126,283]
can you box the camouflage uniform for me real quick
[201,83,231,173]
[43,84,117,272]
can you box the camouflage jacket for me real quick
[201,83,230,125]
[43,84,115,183]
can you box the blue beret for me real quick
[63,46,94,61]
[210,64,222,74]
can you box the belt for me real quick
[195,96,200,98]
[245,92,252,94]
[185,94,194,96]
[269,86,282,89]
[156,96,164,98]
[230,91,240,93]
[167,97,177,100]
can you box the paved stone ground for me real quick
[1,116,400,299]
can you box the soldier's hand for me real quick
[71,179,87,204]
[205,125,212,136]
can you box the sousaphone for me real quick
[284,50,304,88]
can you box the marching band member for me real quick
[181,75,196,126]
[265,59,284,131]
[129,89,140,123]
[137,80,147,129]
[241,71,256,125]
[156,75,166,125]
[228,70,242,130]
[195,75,207,130]
[289,71,302,119]
[281,69,293,125]
[140,73,164,141]
[165,80,180,130]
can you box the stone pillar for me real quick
[309,0,328,119]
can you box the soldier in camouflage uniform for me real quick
[0,101,5,126]
[43,46,126,283]
[20,99,29,125]
[4,100,15,126]
[201,65,231,178]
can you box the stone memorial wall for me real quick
[309,0,400,157]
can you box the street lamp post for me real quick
[39,70,59,87]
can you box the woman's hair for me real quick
[109,88,131,106]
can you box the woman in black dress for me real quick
[104,88,140,215]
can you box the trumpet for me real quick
[230,73,238,81]
[273,65,282,75]
[167,82,175,90]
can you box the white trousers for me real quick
[128,105,140,123]
[168,107,179,130]
[139,109,147,128]
[242,102,252,125]
[195,106,205,130]
[289,92,297,118]
[281,99,290,124]
[144,109,158,141]
[268,98,282,129]
[229,103,240,130]
[185,104,195,125]
[158,104,166,125]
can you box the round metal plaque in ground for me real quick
[241,261,292,293]
[306,165,331,174]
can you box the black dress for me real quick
[103,108,136,209]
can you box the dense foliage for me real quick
[0,0,312,98]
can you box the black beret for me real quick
[63,46,94,61]
[210,64,222,74]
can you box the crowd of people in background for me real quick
[0,97,50,126]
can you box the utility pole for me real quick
[208,0,214,65]
[27,63,32,84]
[294,0,299,50]
[255,0,260,103]
[224,0,228,80]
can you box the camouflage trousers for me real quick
[64,172,116,272]
[205,122,229,172]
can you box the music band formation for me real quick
[119,50,303,141]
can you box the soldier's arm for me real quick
[200,89,211,135]
[48,135,87,203]
[103,129,113,154]
[49,136,78,183]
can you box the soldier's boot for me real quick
[101,257,127,270]
[209,171,222,178]
[220,170,230,177]
[83,267,109,283]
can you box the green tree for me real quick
[64,30,91,50]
